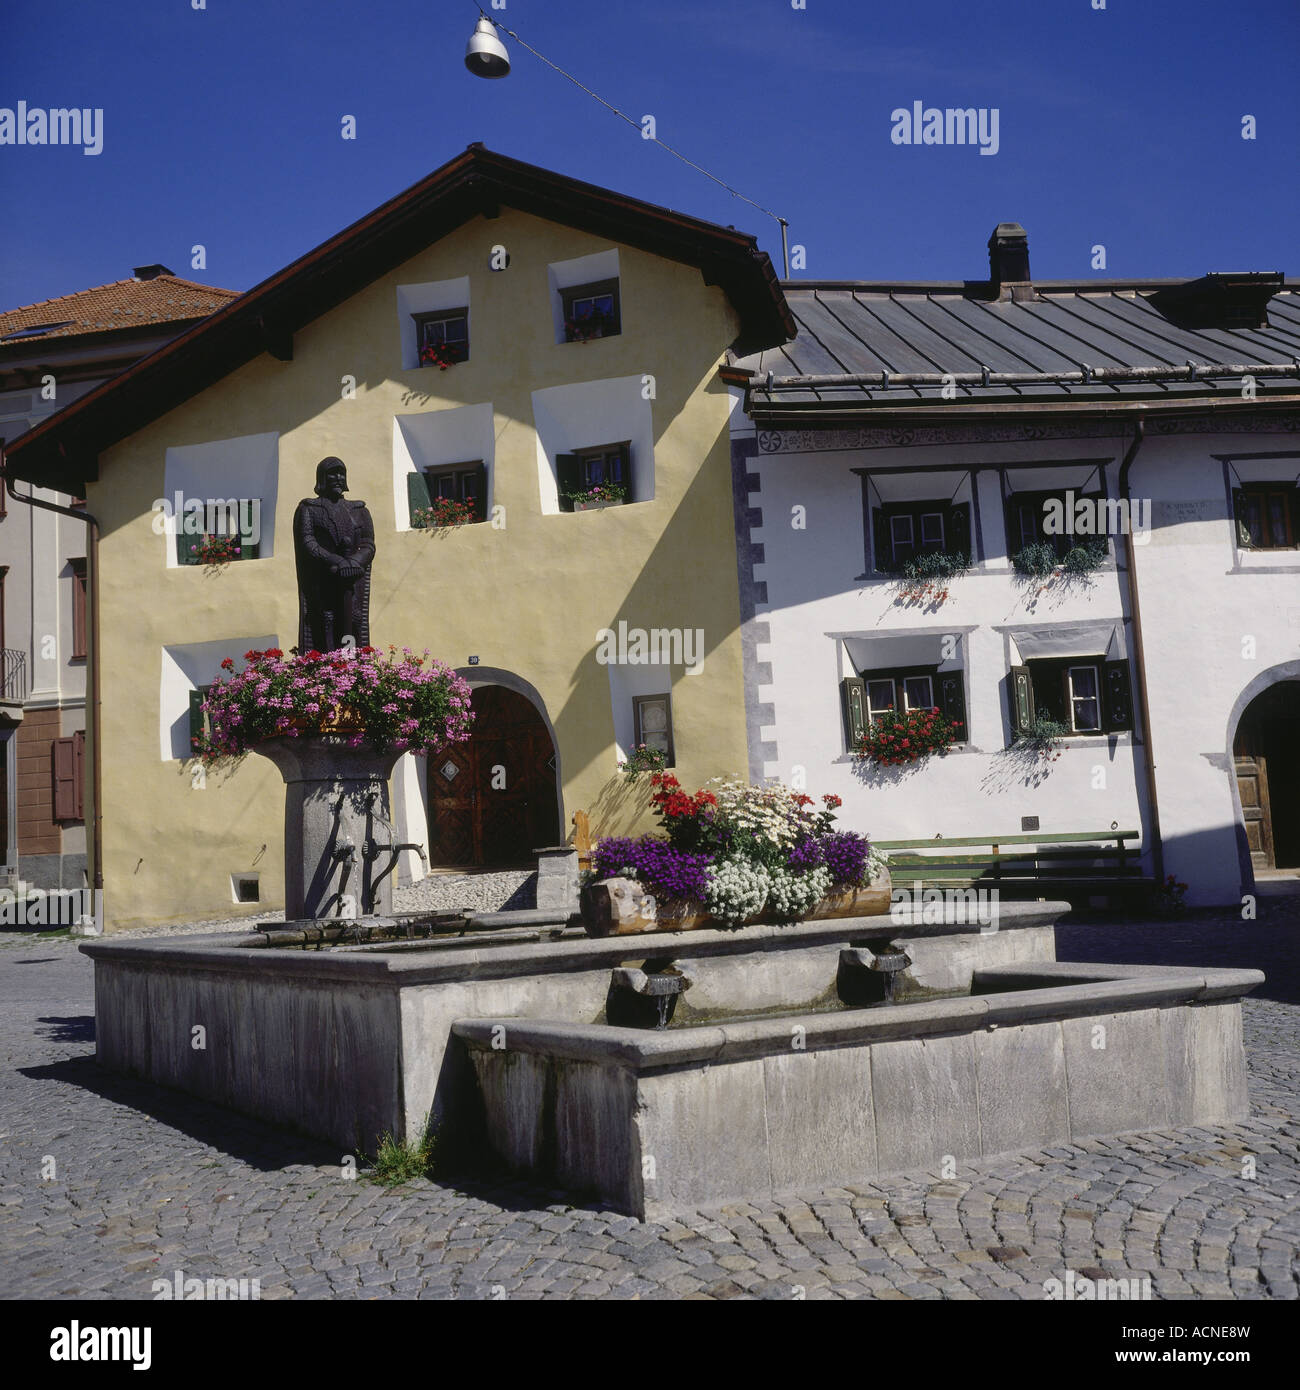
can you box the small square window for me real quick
[1235,485,1297,550]
[633,694,674,766]
[562,278,621,342]
[413,309,469,368]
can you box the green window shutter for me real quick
[239,503,261,560]
[1289,486,1300,547]
[946,502,972,561]
[1231,488,1251,547]
[465,464,488,522]
[1009,664,1035,739]
[1102,659,1133,732]
[406,470,433,527]
[871,507,892,572]
[188,688,207,755]
[614,441,632,502]
[556,453,582,512]
[938,671,968,742]
[841,676,867,748]
[176,526,198,565]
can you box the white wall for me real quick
[161,432,280,567]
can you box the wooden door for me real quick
[1235,681,1300,870]
[1234,748,1274,869]
[427,685,559,867]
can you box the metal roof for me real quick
[736,280,1300,418]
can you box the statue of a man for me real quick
[293,457,376,653]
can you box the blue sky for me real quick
[3,0,1298,309]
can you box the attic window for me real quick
[1,321,74,340]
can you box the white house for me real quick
[726,224,1300,906]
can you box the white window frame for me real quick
[902,675,935,712]
[918,512,946,552]
[865,678,897,724]
[1067,664,1102,733]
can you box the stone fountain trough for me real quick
[454,960,1261,1219]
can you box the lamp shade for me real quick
[465,17,510,78]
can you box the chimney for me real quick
[987,224,1031,299]
[133,264,173,281]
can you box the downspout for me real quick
[1117,418,1164,885]
[0,442,103,914]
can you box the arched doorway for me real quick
[1233,680,1300,870]
[427,684,560,867]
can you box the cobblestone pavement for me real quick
[1,909,1298,1300]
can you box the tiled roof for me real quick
[0,275,239,345]
[737,281,1300,415]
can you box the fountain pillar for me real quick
[254,736,406,920]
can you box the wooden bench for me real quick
[872,829,1149,903]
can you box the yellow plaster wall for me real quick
[88,209,750,929]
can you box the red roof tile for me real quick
[0,274,239,344]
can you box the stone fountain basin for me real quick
[80,903,1061,1153]
[452,961,1263,1221]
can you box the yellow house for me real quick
[4,146,793,930]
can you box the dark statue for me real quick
[293,457,376,653]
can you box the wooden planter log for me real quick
[581,869,892,938]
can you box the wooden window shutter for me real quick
[1009,664,1035,738]
[70,560,87,659]
[938,671,968,742]
[189,689,207,755]
[556,453,582,512]
[239,504,260,559]
[72,731,85,821]
[1102,660,1133,732]
[176,525,198,565]
[946,502,972,559]
[1231,488,1251,547]
[52,736,78,821]
[466,464,488,521]
[841,676,867,747]
[871,507,892,572]
[406,470,433,527]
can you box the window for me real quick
[562,278,621,342]
[188,687,211,757]
[175,503,261,565]
[633,693,674,766]
[842,667,967,746]
[556,442,631,511]
[872,501,970,572]
[51,731,85,823]
[1009,657,1131,738]
[70,559,87,660]
[407,463,487,525]
[1005,489,1108,563]
[1233,485,1298,550]
[412,308,469,367]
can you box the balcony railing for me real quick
[2,648,27,702]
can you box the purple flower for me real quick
[592,836,713,904]
[819,831,870,888]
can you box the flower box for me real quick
[573,499,622,513]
